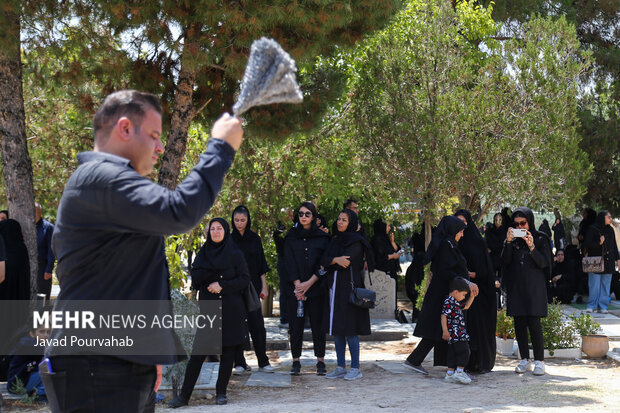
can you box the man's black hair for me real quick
[93,90,162,144]
[343,198,358,209]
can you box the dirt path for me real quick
[5,347,619,412]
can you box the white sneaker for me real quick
[259,365,275,373]
[452,371,472,384]
[444,372,457,383]
[325,366,347,379]
[586,308,594,313]
[343,368,362,381]
[533,361,545,376]
[515,359,531,374]
[599,309,609,314]
[232,366,250,376]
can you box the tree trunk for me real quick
[0,8,38,299]
[158,23,201,189]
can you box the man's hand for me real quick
[44,272,53,280]
[211,113,243,151]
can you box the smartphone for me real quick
[512,228,527,238]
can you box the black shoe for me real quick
[168,396,189,408]
[215,394,228,405]
[290,361,301,375]
[316,361,327,376]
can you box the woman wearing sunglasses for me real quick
[502,207,552,376]
[284,202,331,375]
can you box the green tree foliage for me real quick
[344,0,590,234]
[165,113,393,289]
[18,0,403,189]
[484,0,620,214]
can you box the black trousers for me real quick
[514,316,544,361]
[235,308,269,368]
[287,293,326,359]
[43,356,156,413]
[37,259,52,301]
[181,345,239,399]
[447,341,470,369]
[407,338,438,365]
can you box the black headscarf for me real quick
[0,219,30,300]
[455,209,495,290]
[594,210,610,231]
[192,218,238,272]
[285,202,329,241]
[424,215,467,264]
[371,218,399,276]
[326,209,375,272]
[511,207,553,277]
[538,219,552,238]
[316,213,329,232]
[231,205,252,236]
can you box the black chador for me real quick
[454,209,496,373]
[406,216,468,367]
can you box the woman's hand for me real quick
[442,331,450,342]
[468,271,476,279]
[334,256,351,268]
[207,282,222,294]
[260,286,268,300]
[495,280,501,289]
[524,231,534,249]
[600,235,605,245]
[468,282,479,297]
[506,228,514,243]
[296,281,310,297]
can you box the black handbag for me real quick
[348,267,376,309]
[243,282,262,313]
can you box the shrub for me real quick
[570,312,602,336]
[496,308,515,339]
[541,301,579,355]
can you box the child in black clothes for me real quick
[441,277,475,384]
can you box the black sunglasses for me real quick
[298,211,312,218]
[514,220,528,228]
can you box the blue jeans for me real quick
[334,335,360,369]
[26,371,45,396]
[588,273,612,310]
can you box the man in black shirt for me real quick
[44,90,243,412]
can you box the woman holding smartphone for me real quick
[502,207,552,376]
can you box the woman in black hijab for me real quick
[502,207,552,376]
[169,218,250,407]
[552,211,566,250]
[584,210,620,314]
[0,219,31,381]
[230,205,274,373]
[320,209,375,381]
[371,219,403,318]
[0,219,30,301]
[403,216,478,375]
[454,210,496,373]
[371,219,402,279]
[578,208,597,252]
[284,202,331,375]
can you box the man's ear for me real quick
[116,117,133,142]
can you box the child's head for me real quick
[29,326,50,341]
[449,277,470,302]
